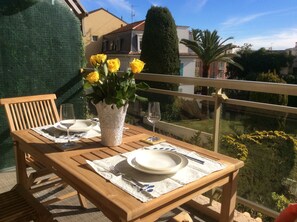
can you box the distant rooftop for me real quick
[107,20,145,35]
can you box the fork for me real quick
[109,166,154,192]
[87,160,154,193]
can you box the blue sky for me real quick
[80,0,297,50]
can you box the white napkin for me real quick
[32,122,101,143]
[87,142,225,202]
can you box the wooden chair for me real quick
[168,211,193,222]
[0,184,56,222]
[0,94,87,207]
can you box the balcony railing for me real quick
[134,73,297,220]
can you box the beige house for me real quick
[82,8,127,66]
[102,21,197,94]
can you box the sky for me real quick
[79,0,297,50]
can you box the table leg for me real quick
[14,141,29,189]
[219,170,239,222]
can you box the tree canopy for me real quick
[181,29,242,95]
[140,6,180,75]
[227,46,295,80]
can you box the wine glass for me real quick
[60,103,76,147]
[147,102,161,133]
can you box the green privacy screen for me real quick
[0,0,85,169]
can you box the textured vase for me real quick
[95,101,129,146]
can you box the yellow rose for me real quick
[90,54,107,66]
[107,58,120,73]
[90,55,97,66]
[129,59,145,74]
[96,54,107,63]
[86,71,99,84]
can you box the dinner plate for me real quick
[135,150,182,171]
[127,150,188,175]
[54,119,95,132]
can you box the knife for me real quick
[180,153,204,164]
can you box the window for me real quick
[120,39,124,51]
[109,41,114,51]
[180,62,184,76]
[137,34,142,52]
[116,39,123,51]
[218,62,224,70]
[102,40,108,52]
[92,35,98,42]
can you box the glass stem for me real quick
[67,128,71,143]
[153,124,155,133]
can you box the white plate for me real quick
[135,150,182,171]
[127,150,188,175]
[54,119,95,132]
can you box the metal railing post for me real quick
[210,88,228,204]
[212,88,228,153]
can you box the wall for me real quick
[177,26,190,53]
[179,56,197,94]
[83,8,126,66]
[104,25,197,94]
[143,118,212,146]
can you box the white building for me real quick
[102,21,197,94]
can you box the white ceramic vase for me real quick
[95,101,129,146]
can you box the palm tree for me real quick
[181,29,243,95]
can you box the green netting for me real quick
[0,0,85,169]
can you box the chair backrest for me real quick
[0,94,59,132]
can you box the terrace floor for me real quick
[0,168,261,222]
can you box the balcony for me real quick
[1,73,296,221]
[131,73,297,221]
[0,0,297,221]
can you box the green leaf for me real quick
[136,95,148,102]
[83,82,92,89]
[137,82,149,90]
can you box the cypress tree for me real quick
[140,6,180,75]
[140,6,180,121]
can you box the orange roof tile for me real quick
[107,20,145,35]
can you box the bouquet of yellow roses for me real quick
[83,54,149,108]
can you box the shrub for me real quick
[220,131,296,211]
[221,135,248,161]
[246,71,288,131]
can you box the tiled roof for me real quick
[107,20,145,35]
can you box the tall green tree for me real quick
[140,6,180,121]
[181,29,243,95]
[140,6,180,75]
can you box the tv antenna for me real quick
[131,4,136,22]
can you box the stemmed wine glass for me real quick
[147,102,161,133]
[60,103,76,148]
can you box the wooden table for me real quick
[11,124,244,222]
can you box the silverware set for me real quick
[108,166,154,193]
